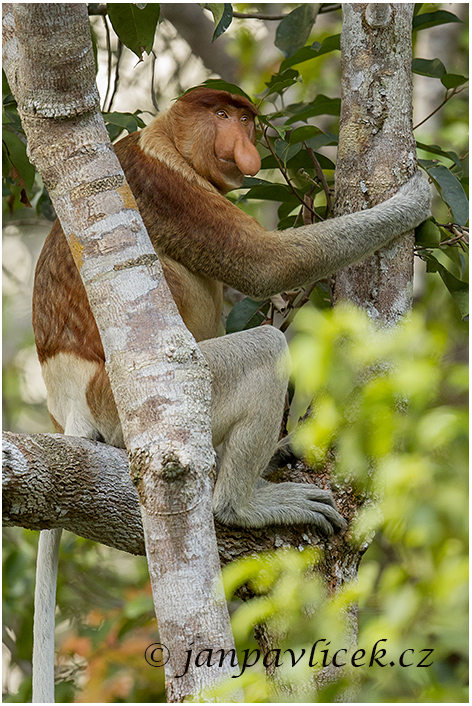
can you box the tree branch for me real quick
[3,431,145,555]
[3,431,351,566]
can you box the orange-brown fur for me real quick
[33,90,261,362]
[33,88,262,439]
[33,87,430,446]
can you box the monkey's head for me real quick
[167,87,261,193]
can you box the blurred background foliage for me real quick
[220,305,468,701]
[3,3,468,702]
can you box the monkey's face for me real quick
[209,103,261,192]
[172,89,261,193]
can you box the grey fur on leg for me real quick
[201,326,346,534]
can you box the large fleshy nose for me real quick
[233,132,261,176]
[215,122,261,176]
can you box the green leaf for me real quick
[280,34,340,71]
[207,3,233,40]
[278,195,304,220]
[266,76,301,96]
[288,125,323,144]
[413,10,463,32]
[415,219,442,248]
[285,95,341,124]
[226,298,269,334]
[425,164,469,226]
[416,142,462,171]
[412,58,446,79]
[305,133,338,150]
[264,69,300,97]
[441,73,468,89]
[275,139,302,164]
[242,183,293,202]
[190,79,255,104]
[275,4,319,58]
[240,176,276,188]
[2,128,35,192]
[260,150,335,172]
[107,3,160,58]
[103,111,146,141]
[423,253,468,318]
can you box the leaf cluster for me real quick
[224,304,468,702]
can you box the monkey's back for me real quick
[33,130,224,367]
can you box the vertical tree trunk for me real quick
[5,3,241,701]
[319,3,417,699]
[273,5,416,700]
[332,3,417,323]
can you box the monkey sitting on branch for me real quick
[33,86,430,531]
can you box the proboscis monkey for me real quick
[31,87,431,701]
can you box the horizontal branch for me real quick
[3,431,145,554]
[3,432,339,562]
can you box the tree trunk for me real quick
[253,6,419,698]
[4,4,241,700]
[322,2,417,698]
[332,3,417,323]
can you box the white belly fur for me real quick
[41,352,101,439]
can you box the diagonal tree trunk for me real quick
[3,3,241,701]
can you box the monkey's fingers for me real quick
[216,479,347,533]
[271,482,348,533]
[302,500,347,534]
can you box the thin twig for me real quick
[150,50,159,113]
[232,11,287,21]
[262,125,318,217]
[279,282,320,333]
[105,40,122,112]
[304,143,334,216]
[231,4,341,20]
[413,86,464,130]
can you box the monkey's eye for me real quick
[216,110,228,118]
[240,115,249,124]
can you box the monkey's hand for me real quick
[385,171,432,230]
[214,479,347,535]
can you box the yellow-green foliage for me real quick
[223,305,468,703]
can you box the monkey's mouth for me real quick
[219,157,241,171]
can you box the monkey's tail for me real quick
[32,528,62,703]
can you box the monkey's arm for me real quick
[231,173,431,299]
[123,135,431,301]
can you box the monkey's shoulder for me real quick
[114,132,205,228]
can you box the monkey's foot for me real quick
[214,479,347,535]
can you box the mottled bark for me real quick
[4,4,239,700]
[332,3,417,323]
[3,431,354,567]
[3,432,144,555]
